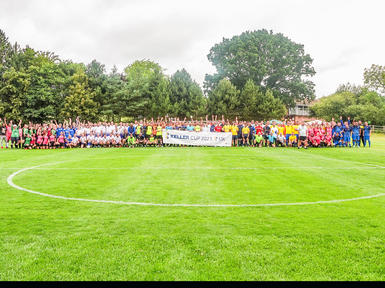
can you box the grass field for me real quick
[1,134,385,281]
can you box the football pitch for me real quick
[1,135,385,281]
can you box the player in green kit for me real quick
[255,132,263,147]
[21,124,29,148]
[127,135,135,148]
[147,135,155,147]
[24,133,32,149]
[156,124,163,147]
[146,123,153,140]
[10,120,22,149]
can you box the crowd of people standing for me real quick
[0,115,373,150]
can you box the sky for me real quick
[0,0,384,97]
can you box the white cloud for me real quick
[0,0,384,97]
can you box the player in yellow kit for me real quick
[278,124,285,137]
[292,122,299,143]
[242,124,250,147]
[231,124,239,147]
[285,121,293,146]
[156,124,163,147]
[222,122,231,133]
[289,133,297,147]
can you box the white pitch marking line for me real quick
[6,163,385,207]
[1,165,385,170]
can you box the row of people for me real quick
[0,116,372,149]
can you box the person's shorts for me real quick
[299,136,307,141]
[289,136,297,142]
[286,134,291,141]
[156,135,162,139]
[364,135,370,140]
[333,137,340,144]
[11,137,19,143]
[268,135,274,143]
[263,134,269,140]
[232,135,238,140]
[255,136,263,143]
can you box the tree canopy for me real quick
[169,69,206,118]
[364,64,385,96]
[1,28,384,124]
[204,29,316,107]
[310,88,385,125]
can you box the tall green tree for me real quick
[205,29,316,107]
[124,60,172,118]
[169,69,205,118]
[207,79,239,119]
[224,79,287,121]
[102,67,125,121]
[22,48,64,122]
[238,79,258,120]
[109,70,148,121]
[0,29,13,71]
[0,67,29,119]
[364,64,385,95]
[255,89,287,120]
[152,76,172,117]
[61,70,98,121]
[0,46,66,122]
[0,29,16,116]
[86,60,109,117]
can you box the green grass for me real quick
[1,135,385,280]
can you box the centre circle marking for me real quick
[6,162,385,207]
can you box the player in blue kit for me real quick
[64,126,71,139]
[351,121,360,147]
[342,121,352,147]
[128,123,135,137]
[332,122,343,147]
[363,122,371,147]
[56,123,63,139]
[69,126,76,138]
[248,123,255,146]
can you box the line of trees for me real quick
[1,29,318,122]
[310,65,385,125]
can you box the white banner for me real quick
[162,129,232,147]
